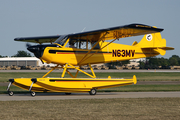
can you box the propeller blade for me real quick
[40,59,44,64]
[26,43,32,48]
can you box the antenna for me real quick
[81,27,86,32]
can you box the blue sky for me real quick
[0,0,179,58]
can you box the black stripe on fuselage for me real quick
[49,50,111,54]
[49,79,129,82]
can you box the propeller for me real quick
[26,43,44,64]
[26,43,32,48]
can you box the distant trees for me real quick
[169,55,180,66]
[106,60,130,69]
[107,55,180,69]
[12,51,32,57]
[0,51,32,58]
[139,55,180,69]
[0,55,8,58]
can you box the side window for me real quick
[91,42,100,49]
[66,39,78,48]
[80,41,100,49]
[69,40,76,48]
[80,41,86,49]
[67,39,100,50]
[88,41,92,49]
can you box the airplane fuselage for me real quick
[38,42,159,65]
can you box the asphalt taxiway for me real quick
[1,92,180,101]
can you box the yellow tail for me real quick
[133,32,174,56]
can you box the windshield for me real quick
[54,35,68,46]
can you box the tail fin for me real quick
[133,32,174,56]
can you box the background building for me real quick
[0,57,56,67]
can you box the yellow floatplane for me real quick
[7,24,174,96]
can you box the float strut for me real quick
[7,82,12,91]
[29,81,34,91]
[7,79,14,91]
[7,79,14,96]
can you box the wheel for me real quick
[8,91,14,96]
[65,93,71,95]
[89,89,96,95]
[30,91,36,97]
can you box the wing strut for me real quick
[41,63,96,79]
[78,32,108,65]
[42,64,60,78]
[65,63,96,78]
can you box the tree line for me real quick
[139,55,180,69]
[0,51,32,58]
[106,55,180,69]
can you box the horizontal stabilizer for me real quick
[141,47,174,50]
[142,47,174,56]
[160,47,174,50]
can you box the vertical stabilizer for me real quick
[134,32,166,48]
[133,32,170,56]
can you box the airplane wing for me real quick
[73,24,163,65]
[14,35,60,44]
[68,23,163,42]
[14,24,163,44]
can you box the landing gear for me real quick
[8,91,14,96]
[30,91,36,97]
[89,89,96,95]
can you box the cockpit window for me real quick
[54,35,100,49]
[91,41,100,49]
[66,38,100,49]
[54,35,68,46]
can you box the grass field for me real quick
[0,98,179,120]
[1,72,180,120]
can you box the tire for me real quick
[65,93,71,95]
[89,89,96,95]
[8,91,14,96]
[30,91,36,97]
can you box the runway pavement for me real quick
[1,92,180,101]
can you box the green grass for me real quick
[0,98,180,120]
[0,86,27,94]
[0,72,180,82]
[1,72,180,119]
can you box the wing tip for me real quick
[128,23,164,32]
[14,38,21,41]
